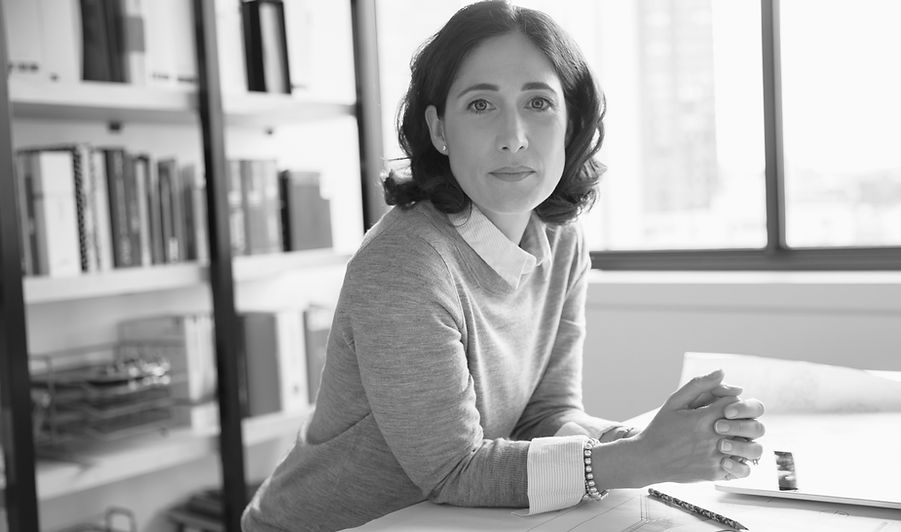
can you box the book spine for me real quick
[157,158,177,262]
[146,157,164,264]
[102,0,125,82]
[257,0,290,94]
[260,160,283,253]
[120,0,147,85]
[90,149,115,271]
[170,161,187,262]
[227,159,247,256]
[4,0,44,79]
[13,152,35,275]
[283,0,313,93]
[122,153,142,266]
[241,0,265,92]
[38,0,82,82]
[215,0,248,93]
[80,0,112,81]
[170,0,197,86]
[30,150,82,277]
[134,154,152,266]
[103,148,133,267]
[69,145,93,272]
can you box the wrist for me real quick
[590,436,651,489]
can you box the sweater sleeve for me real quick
[346,232,529,508]
[512,226,620,441]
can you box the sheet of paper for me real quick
[354,485,901,532]
[680,352,901,413]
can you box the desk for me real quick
[352,413,901,531]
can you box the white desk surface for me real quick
[352,413,901,532]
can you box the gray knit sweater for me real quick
[242,201,607,531]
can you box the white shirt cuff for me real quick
[524,435,587,515]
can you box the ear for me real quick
[424,105,447,154]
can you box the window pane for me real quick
[781,0,901,248]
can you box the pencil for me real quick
[647,488,749,531]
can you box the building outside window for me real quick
[374,0,901,268]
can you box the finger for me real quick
[666,369,725,410]
[723,398,766,420]
[598,425,632,443]
[719,438,764,462]
[714,418,766,439]
[721,456,751,479]
[688,383,744,409]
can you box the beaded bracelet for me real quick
[583,438,609,501]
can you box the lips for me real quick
[489,166,536,182]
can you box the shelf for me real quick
[0,408,310,501]
[9,79,355,126]
[24,263,206,304]
[223,91,356,127]
[9,79,198,124]
[233,249,351,282]
[22,251,350,303]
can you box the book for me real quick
[279,170,332,251]
[121,152,143,266]
[102,0,126,82]
[145,154,164,264]
[170,0,197,86]
[302,303,333,404]
[80,0,112,81]
[182,164,208,263]
[119,0,147,85]
[214,0,247,94]
[118,313,217,430]
[13,152,35,275]
[38,0,82,83]
[41,144,95,272]
[226,159,246,256]
[134,154,152,266]
[241,159,282,255]
[3,0,44,80]
[242,0,290,93]
[239,309,309,417]
[102,147,134,267]
[27,150,82,277]
[90,148,115,271]
[157,158,178,262]
[282,0,313,93]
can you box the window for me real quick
[373,0,901,269]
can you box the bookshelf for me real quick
[0,1,381,531]
[0,408,311,501]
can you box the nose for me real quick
[497,111,528,153]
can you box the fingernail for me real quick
[721,440,733,452]
[716,420,730,433]
[707,369,723,378]
[725,406,738,418]
[723,458,734,470]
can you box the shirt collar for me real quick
[448,204,551,288]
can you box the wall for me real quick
[581,271,901,421]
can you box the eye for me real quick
[467,99,493,113]
[528,96,553,111]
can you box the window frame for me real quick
[590,0,901,271]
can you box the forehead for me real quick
[450,32,562,92]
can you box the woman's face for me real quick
[426,32,568,230]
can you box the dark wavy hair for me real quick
[383,0,606,225]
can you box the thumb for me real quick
[664,369,725,410]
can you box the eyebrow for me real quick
[455,81,558,98]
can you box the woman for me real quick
[242,2,765,530]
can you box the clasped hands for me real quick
[564,369,765,486]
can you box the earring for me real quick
[441,144,447,153]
